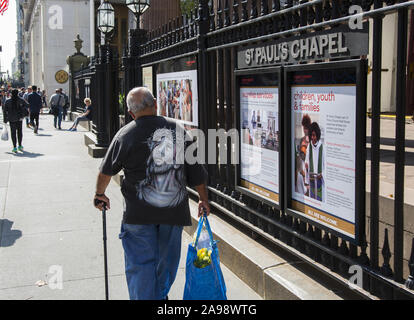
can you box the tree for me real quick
[180,0,197,16]
[13,71,21,80]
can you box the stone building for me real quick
[141,0,181,31]
[22,0,92,96]
[21,0,183,98]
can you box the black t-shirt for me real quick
[99,115,207,226]
[86,105,93,120]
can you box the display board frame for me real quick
[284,59,367,245]
[155,56,199,128]
[142,66,155,95]
[235,66,283,210]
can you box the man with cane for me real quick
[93,87,209,300]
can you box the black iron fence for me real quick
[73,0,414,299]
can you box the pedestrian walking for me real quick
[49,89,65,130]
[23,86,32,128]
[3,89,29,153]
[41,90,48,111]
[93,87,209,300]
[68,98,92,131]
[1,89,7,108]
[27,85,42,134]
[61,89,69,121]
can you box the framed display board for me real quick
[284,59,367,244]
[155,56,199,127]
[235,67,283,209]
[142,66,154,95]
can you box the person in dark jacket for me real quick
[60,89,69,121]
[27,85,42,134]
[3,89,29,153]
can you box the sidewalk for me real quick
[366,117,414,192]
[0,114,261,300]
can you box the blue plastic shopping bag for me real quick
[183,215,227,300]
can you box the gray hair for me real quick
[127,87,156,114]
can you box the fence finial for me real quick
[217,0,223,28]
[233,0,240,24]
[272,0,280,12]
[261,0,269,15]
[359,235,370,266]
[224,0,230,27]
[209,0,215,31]
[251,0,258,18]
[190,10,195,37]
[241,0,248,21]
[338,240,350,275]
[380,229,393,277]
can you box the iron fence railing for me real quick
[71,0,414,299]
[133,0,414,300]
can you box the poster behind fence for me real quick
[156,70,199,127]
[240,76,280,203]
[291,79,357,238]
[142,66,154,95]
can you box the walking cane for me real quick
[95,199,109,300]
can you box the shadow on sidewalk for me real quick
[367,137,414,149]
[0,219,22,247]
[5,151,44,159]
[366,148,414,166]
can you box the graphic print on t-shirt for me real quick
[136,127,187,208]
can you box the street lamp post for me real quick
[123,0,151,124]
[95,0,119,148]
[97,0,115,56]
[126,0,150,24]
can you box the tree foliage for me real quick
[180,0,198,16]
[13,71,21,80]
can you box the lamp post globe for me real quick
[126,0,150,22]
[97,0,115,36]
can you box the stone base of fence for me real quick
[365,181,414,280]
[83,131,108,159]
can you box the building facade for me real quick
[22,0,92,96]
[21,0,183,97]
[141,0,181,31]
[366,12,413,113]
[15,1,24,83]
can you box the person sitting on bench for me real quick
[68,98,92,131]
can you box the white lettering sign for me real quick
[48,5,63,30]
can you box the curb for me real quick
[367,113,413,120]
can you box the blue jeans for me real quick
[73,115,89,129]
[53,107,63,128]
[119,223,183,300]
